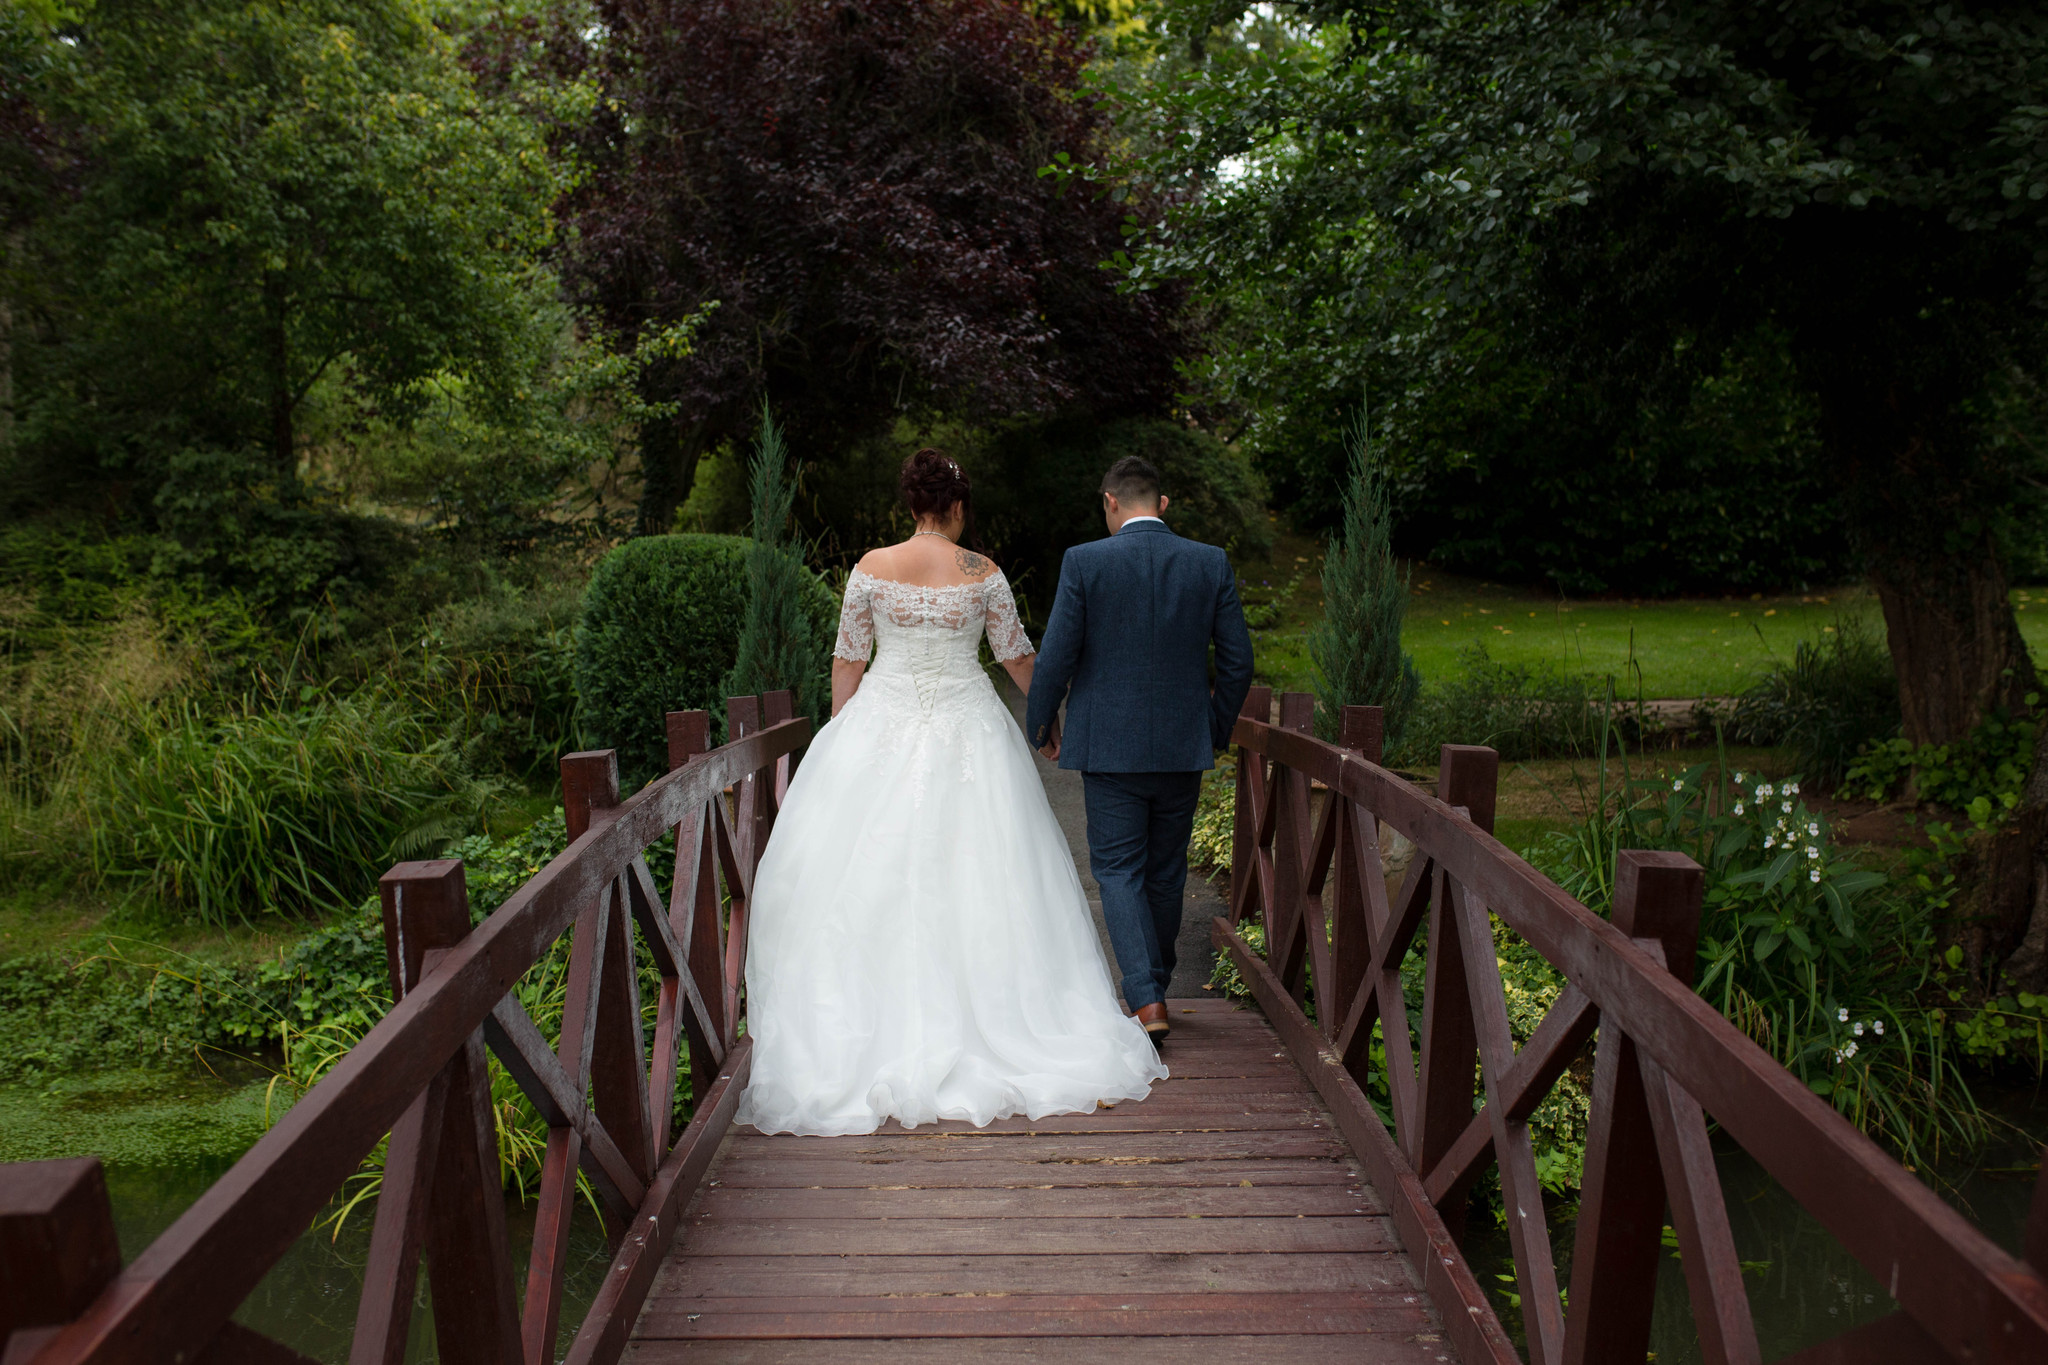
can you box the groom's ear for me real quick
[1158,494,1170,516]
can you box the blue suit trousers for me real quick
[1082,770,1203,1011]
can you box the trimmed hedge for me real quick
[576,535,836,783]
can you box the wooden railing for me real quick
[0,692,806,1365]
[1218,687,2048,1365]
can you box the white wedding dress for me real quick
[735,567,1167,1136]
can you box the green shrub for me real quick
[87,692,489,925]
[1526,762,1988,1165]
[576,534,835,783]
[1393,644,1600,764]
[1843,702,2039,823]
[1729,618,1898,788]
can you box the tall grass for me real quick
[1392,643,1603,764]
[1728,615,1899,788]
[87,693,493,925]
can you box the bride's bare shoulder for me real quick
[952,546,999,582]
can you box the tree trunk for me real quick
[1868,546,2034,750]
[1813,339,2045,983]
[266,275,293,478]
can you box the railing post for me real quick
[561,749,655,1193]
[1414,744,1498,1230]
[374,859,522,1365]
[1327,706,1384,1041]
[1269,693,1316,999]
[667,712,727,1108]
[667,709,711,772]
[1564,850,1705,1365]
[1230,685,1272,925]
[0,1157,121,1359]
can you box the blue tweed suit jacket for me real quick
[1024,520,1255,773]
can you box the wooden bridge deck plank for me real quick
[626,999,1455,1361]
[649,1251,1422,1297]
[627,1334,1456,1363]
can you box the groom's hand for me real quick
[1037,722,1061,762]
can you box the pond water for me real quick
[103,1157,614,1364]
[1467,1086,2046,1361]
[0,1066,613,1364]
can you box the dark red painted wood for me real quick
[1222,706,2048,1365]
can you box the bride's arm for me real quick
[831,658,865,717]
[999,653,1034,697]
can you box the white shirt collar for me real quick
[1118,515,1164,531]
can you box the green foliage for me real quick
[1189,757,1236,872]
[576,534,835,784]
[1843,702,2040,822]
[9,0,565,487]
[722,408,830,726]
[1206,920,1264,1001]
[88,692,492,925]
[1394,645,1600,765]
[1527,761,1988,1164]
[1729,617,1900,789]
[976,416,1270,611]
[391,573,584,781]
[1309,404,1420,746]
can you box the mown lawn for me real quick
[1236,521,2048,700]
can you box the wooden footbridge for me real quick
[5,689,2048,1364]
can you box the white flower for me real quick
[1734,772,1746,784]
[1788,783,1800,796]
[1673,779,1685,791]
[1782,801,1794,814]
[1852,1022,1864,1036]
[1844,1041,1858,1059]
[1765,835,1776,849]
[1809,868,1822,883]
[1874,1020,1885,1036]
[1734,802,1745,815]
[1807,846,1821,860]
[1838,1007,1849,1023]
[1808,822,1821,836]
[1759,783,1775,797]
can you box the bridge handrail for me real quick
[0,694,806,1365]
[1221,688,2048,1365]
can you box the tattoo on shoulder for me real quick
[955,548,991,578]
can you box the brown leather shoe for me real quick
[1134,1002,1170,1042]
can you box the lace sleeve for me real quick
[982,572,1034,662]
[834,570,875,662]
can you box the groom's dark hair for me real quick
[1101,456,1161,507]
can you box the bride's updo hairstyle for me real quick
[900,447,971,523]
[899,447,985,552]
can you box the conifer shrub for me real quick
[722,407,831,725]
[576,534,835,782]
[1309,406,1421,746]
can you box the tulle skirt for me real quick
[735,668,1166,1136]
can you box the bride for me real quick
[735,449,1167,1136]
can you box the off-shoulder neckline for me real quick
[847,566,1006,592]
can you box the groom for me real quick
[1025,456,1255,1043]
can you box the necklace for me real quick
[913,529,955,543]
